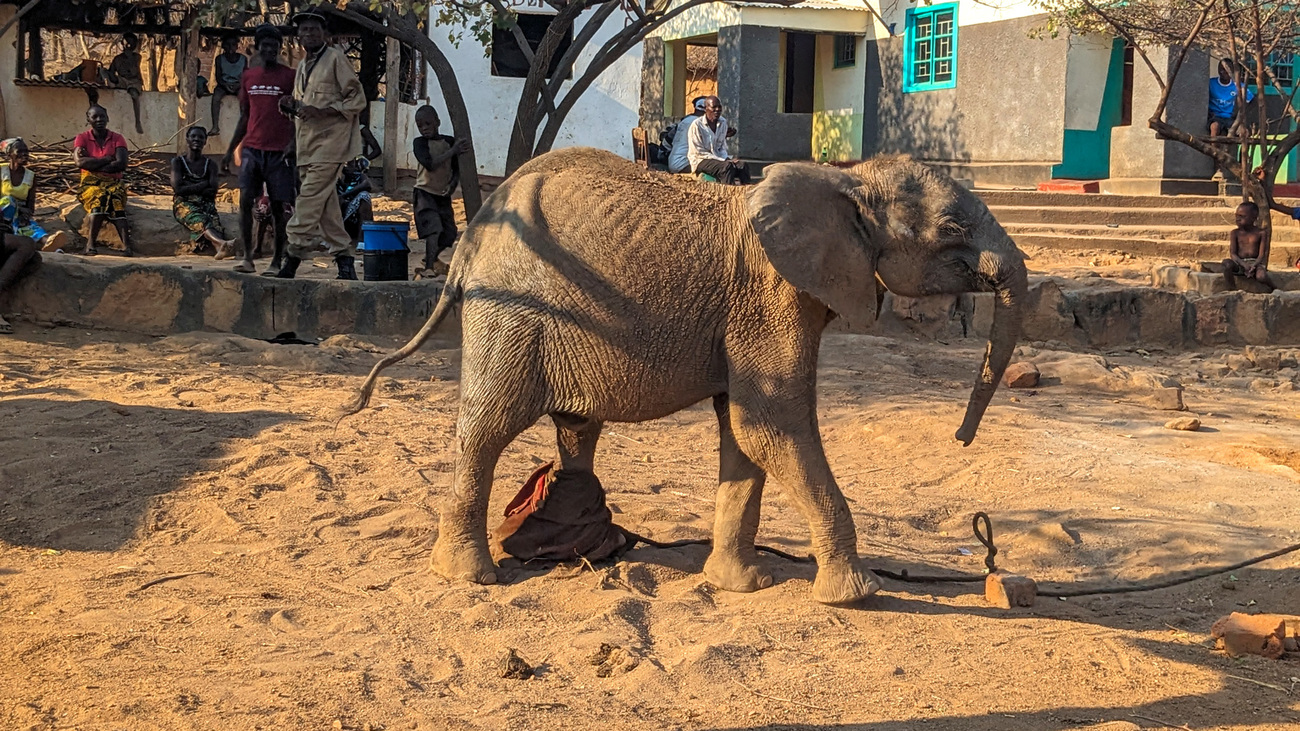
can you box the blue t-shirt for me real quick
[1209,78,1255,119]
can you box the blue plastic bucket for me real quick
[359,221,410,251]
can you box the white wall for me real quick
[428,4,643,177]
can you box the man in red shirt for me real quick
[222,24,297,276]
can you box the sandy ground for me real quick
[4,313,1300,730]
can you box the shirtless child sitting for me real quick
[1222,201,1275,291]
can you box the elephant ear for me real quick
[746,163,879,326]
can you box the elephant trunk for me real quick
[954,248,1027,446]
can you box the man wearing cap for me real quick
[222,23,297,276]
[276,8,367,280]
[667,97,707,175]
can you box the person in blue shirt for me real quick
[1209,59,1255,137]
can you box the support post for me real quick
[383,36,400,194]
[176,13,199,154]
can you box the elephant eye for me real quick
[939,221,967,239]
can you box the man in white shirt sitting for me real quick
[687,96,750,185]
[667,97,706,174]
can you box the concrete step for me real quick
[1004,222,1300,243]
[990,204,1244,227]
[977,189,1232,209]
[1009,231,1300,264]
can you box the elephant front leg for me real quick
[728,392,879,605]
[704,395,773,593]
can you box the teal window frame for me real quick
[834,34,857,69]
[1266,52,1297,94]
[904,3,958,93]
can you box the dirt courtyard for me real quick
[3,321,1300,730]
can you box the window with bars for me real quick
[1268,52,1295,90]
[904,3,957,92]
[834,34,856,69]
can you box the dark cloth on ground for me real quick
[492,462,627,562]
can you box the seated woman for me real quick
[337,156,373,247]
[0,233,39,334]
[73,105,132,256]
[0,138,67,252]
[171,126,234,257]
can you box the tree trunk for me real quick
[502,1,588,176]
[382,35,400,195]
[176,16,199,155]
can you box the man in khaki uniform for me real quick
[276,9,367,280]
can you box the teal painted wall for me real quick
[1053,40,1124,180]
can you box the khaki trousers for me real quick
[286,162,353,259]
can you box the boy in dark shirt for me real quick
[1222,201,1275,291]
[412,105,469,277]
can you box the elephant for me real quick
[346,148,1028,605]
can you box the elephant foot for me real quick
[812,558,880,606]
[703,550,773,593]
[431,535,498,585]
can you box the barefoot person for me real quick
[171,126,235,257]
[412,105,467,277]
[1,138,67,252]
[1222,201,1274,291]
[209,35,247,136]
[275,8,367,280]
[222,24,296,276]
[73,106,132,256]
[106,33,145,135]
[0,233,39,334]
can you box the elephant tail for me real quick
[337,283,462,420]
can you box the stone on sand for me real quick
[1003,361,1040,388]
[1210,612,1287,659]
[1164,417,1201,432]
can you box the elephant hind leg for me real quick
[552,412,602,472]
[432,402,544,586]
[704,394,773,593]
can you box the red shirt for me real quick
[239,64,297,153]
[73,129,128,180]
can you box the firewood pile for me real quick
[30,145,174,196]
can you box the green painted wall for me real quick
[1052,40,1124,180]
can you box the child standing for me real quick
[1222,201,1275,291]
[412,105,469,277]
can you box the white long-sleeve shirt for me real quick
[686,115,730,172]
[668,113,702,173]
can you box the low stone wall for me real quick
[7,256,451,340]
[873,277,1300,349]
[8,257,1300,349]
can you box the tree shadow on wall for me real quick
[866,37,971,174]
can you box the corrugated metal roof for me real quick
[13,78,100,89]
[730,0,873,10]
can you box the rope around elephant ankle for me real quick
[622,511,1300,597]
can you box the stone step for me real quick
[1009,231,1300,265]
[1004,222,1300,243]
[990,204,1254,228]
[977,189,1232,209]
